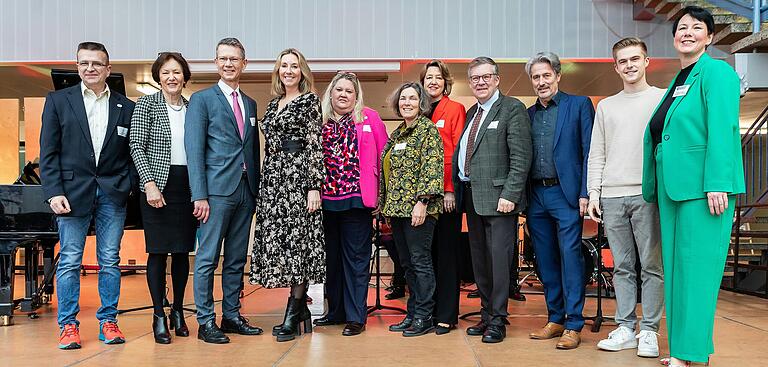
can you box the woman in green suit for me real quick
[641,6,745,366]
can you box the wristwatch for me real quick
[418,197,430,205]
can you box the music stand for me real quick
[367,216,407,316]
[584,221,606,332]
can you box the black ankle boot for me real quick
[276,297,312,342]
[272,296,292,336]
[169,308,189,337]
[153,314,172,344]
[272,294,311,336]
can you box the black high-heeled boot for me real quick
[272,296,292,336]
[276,297,312,342]
[273,293,312,336]
[153,314,172,344]
[169,308,189,337]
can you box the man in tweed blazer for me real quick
[451,56,532,343]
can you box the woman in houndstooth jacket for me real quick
[129,52,197,345]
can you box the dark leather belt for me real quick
[280,140,305,153]
[533,178,559,187]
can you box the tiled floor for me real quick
[2,273,767,366]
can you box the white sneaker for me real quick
[636,330,660,358]
[597,326,638,351]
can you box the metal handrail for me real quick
[727,203,768,298]
[708,0,767,33]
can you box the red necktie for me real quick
[463,108,484,177]
[232,91,245,139]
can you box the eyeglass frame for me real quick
[468,73,498,85]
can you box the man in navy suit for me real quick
[40,42,136,349]
[185,37,262,344]
[524,52,594,350]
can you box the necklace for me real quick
[166,102,183,112]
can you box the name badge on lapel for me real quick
[363,125,372,132]
[435,119,445,128]
[487,120,499,129]
[117,126,128,137]
[394,142,407,151]
[673,85,690,97]
[250,117,256,126]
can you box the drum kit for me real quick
[517,216,614,332]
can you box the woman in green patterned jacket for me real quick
[380,82,444,337]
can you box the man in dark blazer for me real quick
[452,56,532,343]
[185,37,262,344]
[524,52,594,350]
[40,42,135,349]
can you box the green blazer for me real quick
[451,93,533,216]
[642,53,745,202]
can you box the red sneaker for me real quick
[58,324,82,350]
[99,321,125,344]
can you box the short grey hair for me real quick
[525,52,561,76]
[216,37,246,59]
[467,56,499,77]
[390,82,431,118]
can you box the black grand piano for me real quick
[0,71,141,326]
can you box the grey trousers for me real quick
[601,194,663,332]
[194,177,255,325]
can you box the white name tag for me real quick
[117,126,128,137]
[250,117,256,126]
[673,85,690,97]
[487,120,499,129]
[363,124,372,132]
[435,119,445,128]
[394,142,407,151]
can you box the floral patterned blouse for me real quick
[379,115,444,218]
[321,112,363,211]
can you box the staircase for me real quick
[635,0,768,298]
[634,0,768,53]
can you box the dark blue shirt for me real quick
[531,92,561,179]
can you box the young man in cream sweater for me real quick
[587,38,665,358]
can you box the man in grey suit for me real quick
[185,37,262,344]
[452,56,533,343]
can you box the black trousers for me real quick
[322,208,373,324]
[432,210,462,325]
[464,186,518,326]
[390,216,437,319]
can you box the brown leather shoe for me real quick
[556,330,581,349]
[529,322,565,340]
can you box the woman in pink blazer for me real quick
[314,72,388,336]
[421,59,467,334]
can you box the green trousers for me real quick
[655,147,735,363]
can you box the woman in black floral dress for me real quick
[250,48,325,342]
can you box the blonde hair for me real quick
[270,48,314,96]
[322,72,364,124]
[611,37,648,60]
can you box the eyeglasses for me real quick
[469,73,497,85]
[76,60,108,69]
[337,71,357,77]
[216,56,243,64]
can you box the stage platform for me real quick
[2,273,767,366]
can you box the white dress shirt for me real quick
[457,89,500,181]
[81,82,110,166]
[167,104,188,165]
[217,79,246,123]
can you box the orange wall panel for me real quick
[23,97,45,165]
[0,99,20,184]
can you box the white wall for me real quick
[0,0,681,62]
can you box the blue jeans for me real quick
[56,188,126,328]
